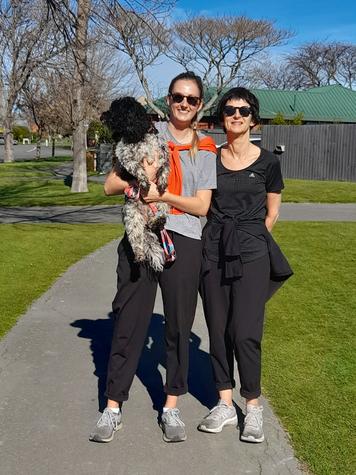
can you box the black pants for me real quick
[105,232,202,402]
[200,254,270,400]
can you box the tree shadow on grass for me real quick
[71,313,218,415]
[0,181,50,200]
[64,174,72,187]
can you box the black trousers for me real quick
[105,232,202,402]
[200,254,270,400]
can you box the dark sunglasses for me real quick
[169,93,201,107]
[223,105,252,117]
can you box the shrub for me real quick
[12,125,31,141]
[271,112,287,125]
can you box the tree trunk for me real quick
[3,116,14,163]
[71,122,88,192]
[71,0,90,193]
[36,137,41,160]
[51,136,55,157]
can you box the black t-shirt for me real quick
[204,147,284,263]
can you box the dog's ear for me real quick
[102,97,151,144]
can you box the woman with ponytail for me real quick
[89,72,217,444]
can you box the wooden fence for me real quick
[261,124,356,181]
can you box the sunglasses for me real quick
[223,105,252,117]
[169,93,201,107]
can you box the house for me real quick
[250,85,356,124]
[150,84,356,125]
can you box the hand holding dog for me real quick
[142,182,163,203]
[143,154,159,183]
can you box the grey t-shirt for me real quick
[158,123,217,240]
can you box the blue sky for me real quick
[174,0,356,45]
[146,0,356,91]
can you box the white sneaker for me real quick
[198,400,237,433]
[160,408,187,442]
[89,408,122,443]
[241,405,264,443]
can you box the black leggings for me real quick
[200,254,270,400]
[105,232,202,402]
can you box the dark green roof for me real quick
[151,85,356,123]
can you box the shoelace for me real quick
[207,404,232,421]
[244,409,262,429]
[164,409,185,427]
[97,409,119,429]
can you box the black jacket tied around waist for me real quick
[202,215,293,299]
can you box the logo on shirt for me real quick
[249,172,255,178]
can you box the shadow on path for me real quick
[71,313,217,414]
[0,205,123,224]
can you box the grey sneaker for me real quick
[89,408,122,443]
[241,405,264,443]
[160,408,187,443]
[198,400,237,433]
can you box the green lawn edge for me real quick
[1,159,356,205]
[263,221,356,475]
[0,223,124,339]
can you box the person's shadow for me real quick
[71,313,218,415]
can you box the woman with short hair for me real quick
[198,87,292,443]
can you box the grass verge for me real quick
[264,222,356,475]
[1,159,356,205]
[0,224,123,339]
[0,158,122,206]
[283,179,356,203]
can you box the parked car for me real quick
[0,136,19,145]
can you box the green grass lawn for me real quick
[283,178,356,203]
[0,224,123,338]
[1,159,356,205]
[264,222,356,475]
[0,158,123,206]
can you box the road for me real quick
[1,203,355,224]
[0,144,73,161]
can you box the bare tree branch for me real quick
[286,42,356,89]
[98,4,171,118]
[0,0,64,161]
[166,15,293,118]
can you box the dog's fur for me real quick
[102,96,171,271]
[115,133,170,271]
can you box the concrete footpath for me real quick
[1,203,356,223]
[0,241,305,475]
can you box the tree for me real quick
[0,0,63,162]
[99,3,172,119]
[166,15,292,118]
[286,42,356,89]
[45,0,173,192]
[19,39,133,159]
[245,42,356,91]
[245,56,306,90]
[69,0,91,192]
[338,45,356,89]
